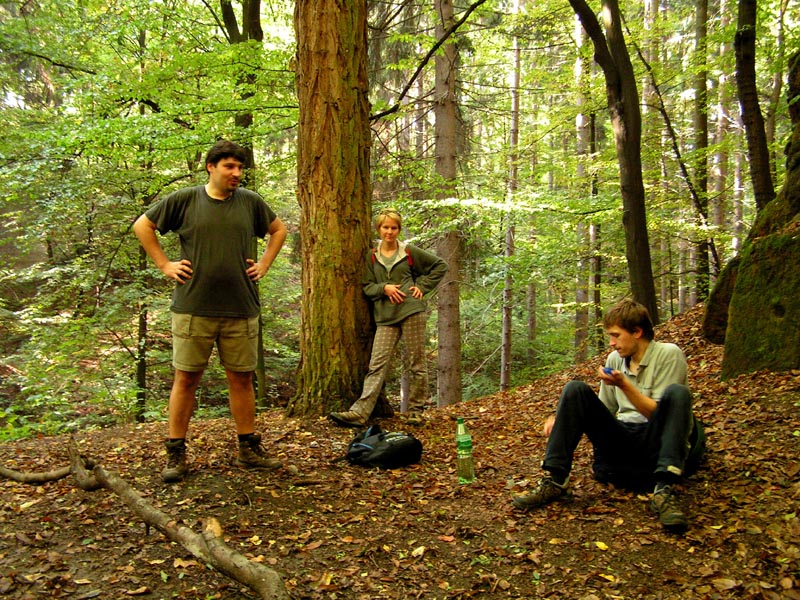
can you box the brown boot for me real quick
[328,410,367,428]
[237,434,282,470]
[162,439,188,483]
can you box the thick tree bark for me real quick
[290,0,373,415]
[789,51,800,126]
[567,0,659,323]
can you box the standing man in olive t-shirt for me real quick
[133,140,287,483]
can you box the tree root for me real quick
[2,436,290,600]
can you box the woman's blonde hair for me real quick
[375,208,402,231]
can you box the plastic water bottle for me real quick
[455,417,475,484]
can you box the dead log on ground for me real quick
[2,438,290,600]
[0,464,71,484]
[91,466,289,600]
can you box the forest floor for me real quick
[0,305,799,600]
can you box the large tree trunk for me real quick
[568,0,659,323]
[289,0,373,415]
[434,0,463,407]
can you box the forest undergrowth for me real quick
[0,304,799,599]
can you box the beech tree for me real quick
[567,0,659,323]
[735,0,776,211]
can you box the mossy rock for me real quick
[721,230,800,379]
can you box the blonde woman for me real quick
[329,209,447,427]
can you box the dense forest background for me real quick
[0,0,796,439]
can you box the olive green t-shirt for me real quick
[145,185,277,318]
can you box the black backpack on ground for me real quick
[338,425,423,469]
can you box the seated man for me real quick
[512,299,705,532]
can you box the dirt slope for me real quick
[1,305,799,599]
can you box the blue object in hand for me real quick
[603,367,613,375]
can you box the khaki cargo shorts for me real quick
[171,313,259,372]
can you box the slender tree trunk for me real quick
[434,0,462,406]
[732,151,746,252]
[568,0,659,323]
[711,0,732,270]
[590,221,603,355]
[693,0,709,301]
[527,106,539,366]
[764,0,789,181]
[734,0,775,211]
[574,18,590,362]
[136,260,148,422]
[500,0,520,391]
[218,0,269,403]
[678,239,688,312]
[290,0,373,415]
[500,224,514,390]
[527,280,537,366]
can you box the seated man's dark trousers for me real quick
[542,380,700,490]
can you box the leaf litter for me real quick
[0,305,799,599]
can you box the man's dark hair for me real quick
[205,140,248,167]
[603,298,655,340]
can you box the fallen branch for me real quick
[91,466,289,600]
[0,464,71,484]
[2,438,289,600]
[68,442,103,491]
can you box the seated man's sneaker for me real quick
[512,476,570,510]
[237,433,282,470]
[650,484,688,531]
[328,411,367,428]
[162,439,189,483]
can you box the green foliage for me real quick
[0,0,793,436]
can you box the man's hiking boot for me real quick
[237,434,282,470]
[512,476,570,510]
[328,411,367,428]
[162,439,189,483]
[650,484,688,532]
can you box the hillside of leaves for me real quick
[0,305,799,599]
